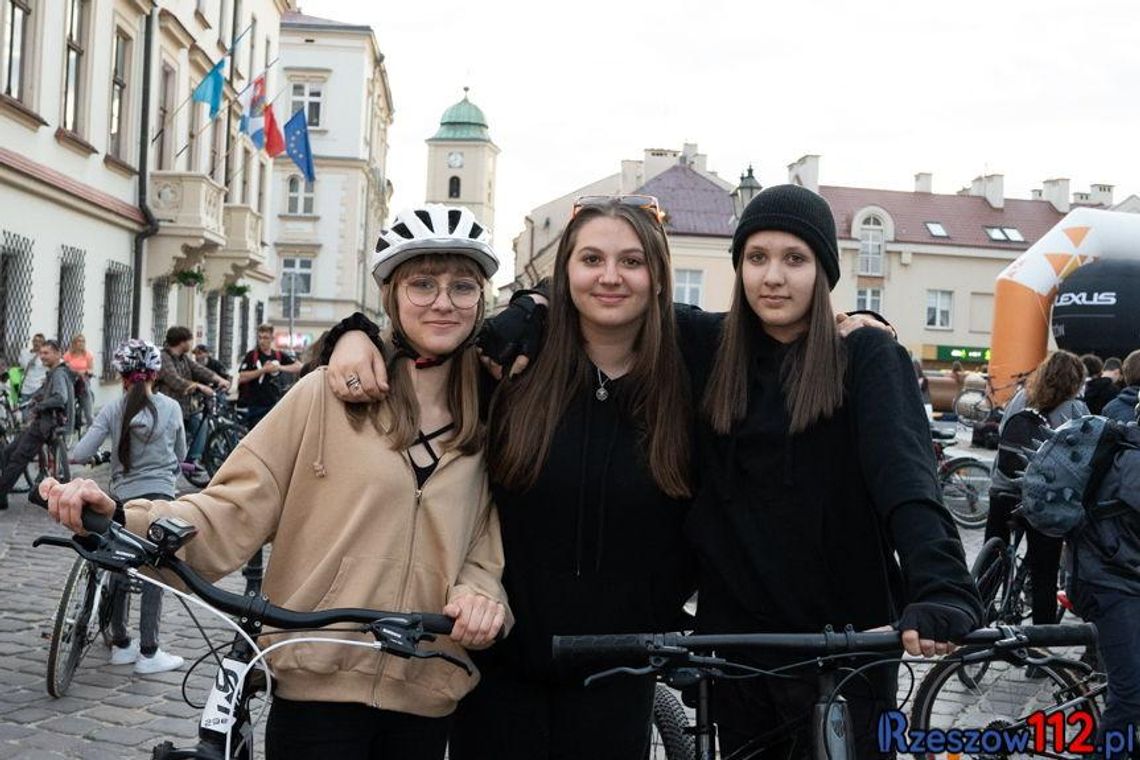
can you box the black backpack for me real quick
[995,408,1052,481]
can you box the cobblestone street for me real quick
[0,442,997,758]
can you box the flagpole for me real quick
[151,21,254,145]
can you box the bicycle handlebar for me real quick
[551,623,1097,664]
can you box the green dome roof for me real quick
[429,89,492,142]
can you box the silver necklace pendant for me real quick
[595,385,609,402]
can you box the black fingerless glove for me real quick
[475,289,548,370]
[318,312,386,367]
[897,601,979,642]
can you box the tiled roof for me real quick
[637,165,735,237]
[282,10,371,31]
[819,185,1067,249]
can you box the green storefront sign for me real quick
[936,345,991,362]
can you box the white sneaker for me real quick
[109,640,140,665]
[133,649,185,674]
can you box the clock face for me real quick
[447,151,464,168]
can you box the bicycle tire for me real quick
[953,388,991,426]
[940,458,991,529]
[202,426,240,477]
[648,685,694,760]
[971,537,1009,624]
[53,435,71,482]
[97,570,124,649]
[909,645,1102,759]
[46,557,99,697]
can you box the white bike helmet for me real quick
[371,205,499,285]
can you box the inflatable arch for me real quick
[990,207,1140,405]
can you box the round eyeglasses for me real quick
[404,277,482,309]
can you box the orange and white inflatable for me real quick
[990,208,1140,405]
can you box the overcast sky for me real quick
[301,0,1139,284]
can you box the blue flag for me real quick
[283,109,315,183]
[192,59,226,119]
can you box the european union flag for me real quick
[283,109,315,183]
[192,59,226,119]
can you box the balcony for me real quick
[202,204,266,286]
[148,171,226,276]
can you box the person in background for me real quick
[18,333,48,418]
[237,324,302,427]
[1082,353,1121,415]
[155,326,229,480]
[192,345,231,382]
[950,360,967,390]
[1103,356,1124,389]
[69,339,186,673]
[0,339,73,510]
[987,350,1089,628]
[63,333,97,430]
[1103,350,1140,424]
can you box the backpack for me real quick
[1020,415,1140,538]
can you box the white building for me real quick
[266,9,392,349]
[0,0,292,405]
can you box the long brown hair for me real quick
[703,263,846,435]
[1026,350,1084,413]
[119,378,157,473]
[489,203,691,498]
[345,254,486,455]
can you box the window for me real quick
[240,146,251,204]
[281,257,312,296]
[1001,227,1024,242]
[926,289,953,329]
[156,64,174,170]
[984,226,1008,241]
[108,30,130,159]
[3,0,31,101]
[925,222,948,237]
[287,175,314,214]
[57,246,85,344]
[257,159,267,218]
[0,229,35,365]
[209,115,223,180]
[238,295,250,356]
[674,269,703,307]
[290,81,322,127]
[101,262,132,381]
[206,290,219,350]
[62,0,88,133]
[448,175,460,199]
[858,215,884,276]
[856,287,881,313]
[219,293,234,366]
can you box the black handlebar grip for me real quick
[81,509,113,535]
[419,613,455,635]
[1018,623,1098,649]
[551,634,657,663]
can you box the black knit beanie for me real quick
[730,184,841,290]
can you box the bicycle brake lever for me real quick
[583,664,658,688]
[409,649,473,676]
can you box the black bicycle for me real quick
[184,395,249,488]
[34,509,466,760]
[553,623,1100,760]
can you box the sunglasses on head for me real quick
[571,194,666,225]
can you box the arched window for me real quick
[287,175,315,215]
[858,214,884,276]
[448,176,461,199]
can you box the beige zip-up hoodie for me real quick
[124,368,511,717]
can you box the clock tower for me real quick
[425,88,500,238]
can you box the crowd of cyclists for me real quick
[28,187,1140,758]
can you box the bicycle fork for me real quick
[811,671,855,760]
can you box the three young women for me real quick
[43,205,510,760]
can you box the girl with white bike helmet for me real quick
[68,339,187,674]
[43,205,511,760]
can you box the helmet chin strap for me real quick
[391,328,478,370]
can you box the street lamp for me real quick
[731,165,762,220]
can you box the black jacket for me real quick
[1084,376,1121,415]
[686,326,982,639]
[478,375,695,683]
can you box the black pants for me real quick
[985,491,1063,624]
[448,658,655,760]
[0,415,52,493]
[264,697,451,760]
[712,657,899,760]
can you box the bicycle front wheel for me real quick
[648,684,694,760]
[971,537,1010,625]
[910,647,1102,759]
[46,558,100,697]
[940,458,991,528]
[52,436,70,482]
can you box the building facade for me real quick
[0,0,292,405]
[512,148,1123,366]
[267,10,392,350]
